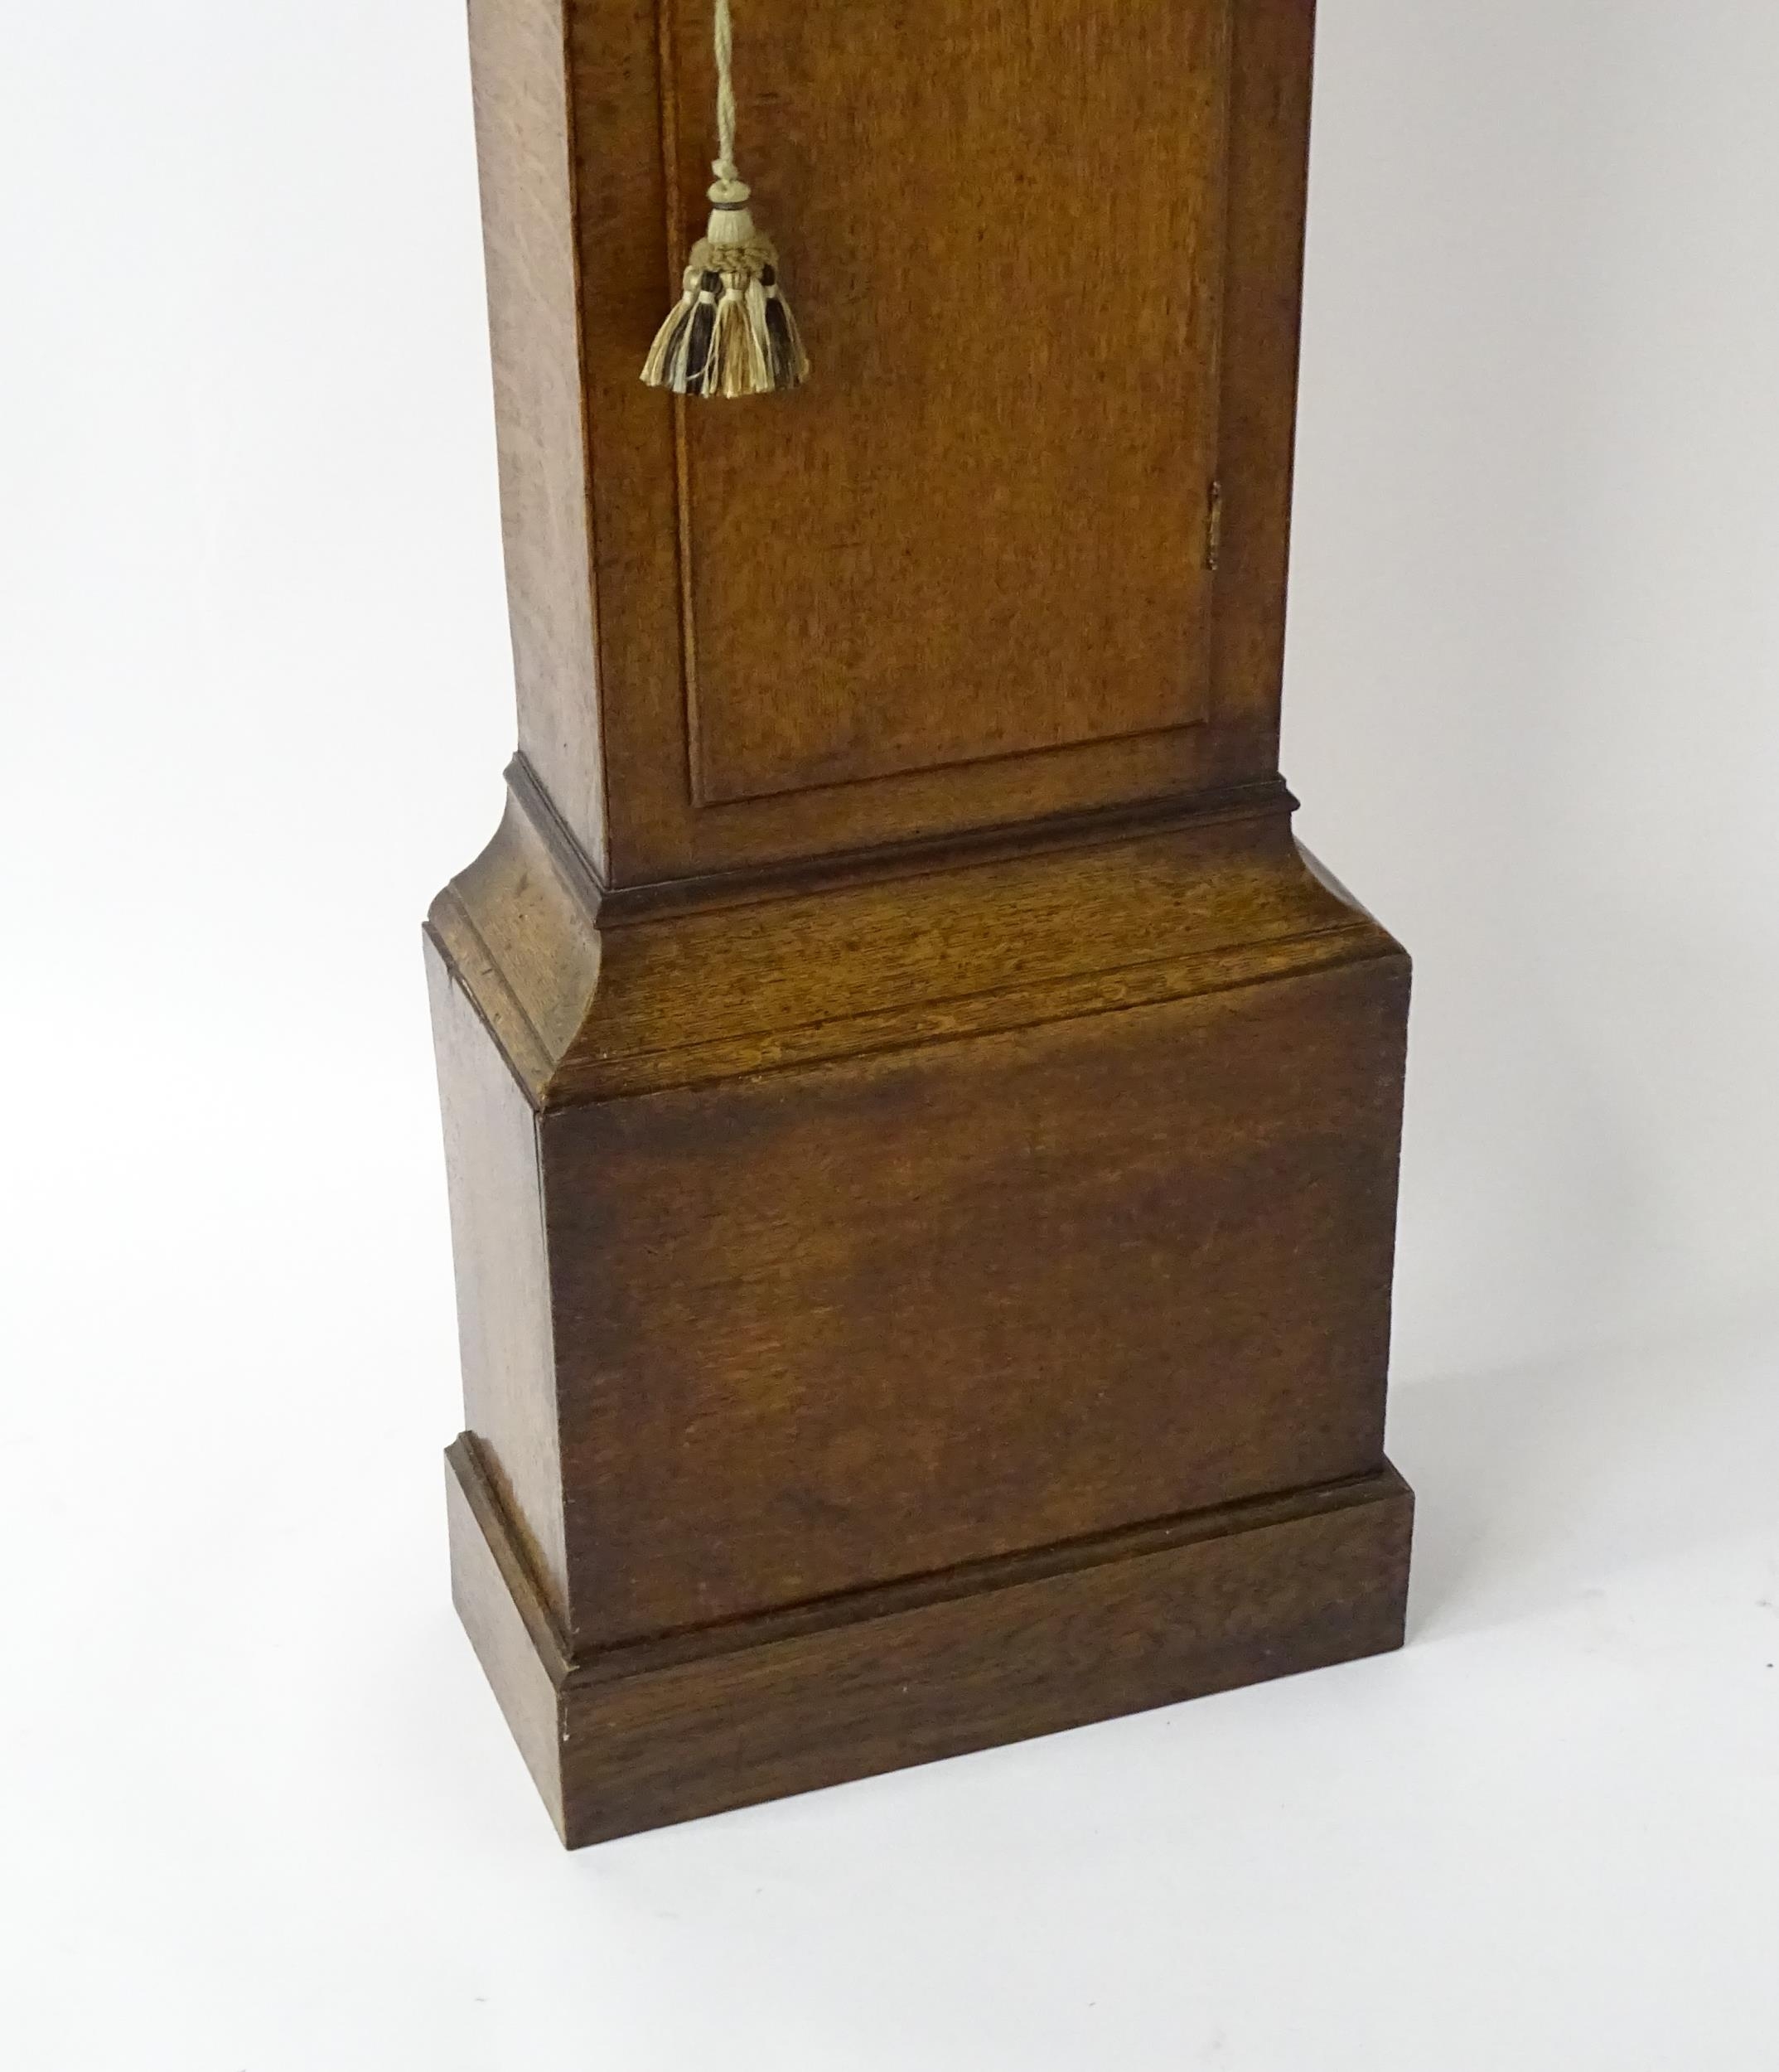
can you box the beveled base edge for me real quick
[445,1436,1414,1848]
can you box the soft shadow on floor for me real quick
[1387,1302,1779,1643]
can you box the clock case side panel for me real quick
[468,0,609,874]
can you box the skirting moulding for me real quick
[427,0,1414,1847]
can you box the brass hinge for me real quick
[1205,479,1224,572]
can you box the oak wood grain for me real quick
[462,0,1320,882]
[467,0,607,872]
[544,946,1407,1645]
[447,1434,1413,1846]
[428,763,1385,1106]
[674,0,1232,803]
[428,939,570,1621]
[432,0,1415,1848]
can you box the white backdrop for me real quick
[5,4,1778,2067]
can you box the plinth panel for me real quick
[447,1431,1414,1847]
[547,950,1408,1646]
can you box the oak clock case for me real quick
[427,0,1414,1847]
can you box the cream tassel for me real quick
[641,0,807,398]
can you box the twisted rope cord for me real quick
[713,0,739,185]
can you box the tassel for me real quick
[641,0,807,398]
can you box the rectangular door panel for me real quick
[672,0,1235,803]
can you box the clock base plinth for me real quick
[427,782,1414,1847]
[446,1435,1413,1848]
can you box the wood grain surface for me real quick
[466,0,1319,882]
[434,0,1415,1848]
[542,947,1407,1644]
[447,1434,1414,1846]
[674,0,1233,802]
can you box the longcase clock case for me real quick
[428,0,1414,1846]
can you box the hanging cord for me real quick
[704,0,757,248]
[640,0,808,395]
[713,0,739,187]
